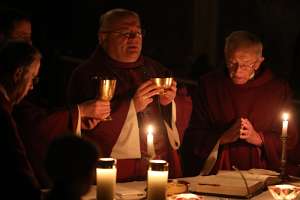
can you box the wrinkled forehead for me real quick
[106,15,141,30]
[226,45,262,60]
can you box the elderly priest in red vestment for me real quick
[181,30,300,177]
[67,8,192,181]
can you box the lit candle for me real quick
[282,113,289,137]
[147,125,155,158]
[96,158,116,200]
[147,160,169,200]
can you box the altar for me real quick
[82,181,284,200]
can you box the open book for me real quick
[179,169,281,198]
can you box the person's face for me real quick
[99,15,142,63]
[10,20,32,44]
[13,57,40,104]
[226,47,264,85]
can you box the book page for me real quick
[217,169,280,186]
[188,175,264,197]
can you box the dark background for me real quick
[1,0,300,105]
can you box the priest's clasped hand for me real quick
[240,118,263,146]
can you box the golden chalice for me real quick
[98,79,116,121]
[152,77,173,95]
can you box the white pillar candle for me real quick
[96,158,116,200]
[147,160,168,200]
[147,125,155,158]
[282,113,289,137]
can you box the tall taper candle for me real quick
[282,113,289,137]
[147,125,155,158]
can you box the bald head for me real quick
[99,8,140,33]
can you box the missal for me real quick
[179,169,281,198]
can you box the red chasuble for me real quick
[182,66,299,176]
[68,47,192,181]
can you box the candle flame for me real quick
[147,125,154,134]
[282,113,289,121]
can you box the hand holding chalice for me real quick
[151,77,176,106]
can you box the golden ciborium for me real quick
[98,79,116,121]
[152,77,173,95]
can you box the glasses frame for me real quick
[101,29,146,39]
[227,59,258,72]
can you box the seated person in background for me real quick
[0,7,32,44]
[45,134,99,200]
[181,30,299,176]
[0,7,110,187]
[0,41,41,200]
[68,8,192,181]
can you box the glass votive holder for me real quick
[268,184,300,200]
[147,159,169,200]
[96,158,117,200]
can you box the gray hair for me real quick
[98,8,140,32]
[224,30,263,56]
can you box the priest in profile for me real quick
[181,30,300,177]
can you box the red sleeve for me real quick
[83,98,131,156]
[13,100,79,187]
[181,83,223,177]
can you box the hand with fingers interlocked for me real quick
[133,80,161,112]
[159,80,177,106]
[240,117,263,146]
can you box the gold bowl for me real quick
[167,180,189,196]
[268,184,300,200]
[152,77,173,89]
[152,77,173,95]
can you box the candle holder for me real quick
[268,184,300,200]
[96,158,117,200]
[280,113,290,182]
[280,135,288,181]
[147,160,169,200]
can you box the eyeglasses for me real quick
[102,29,145,39]
[227,60,257,71]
